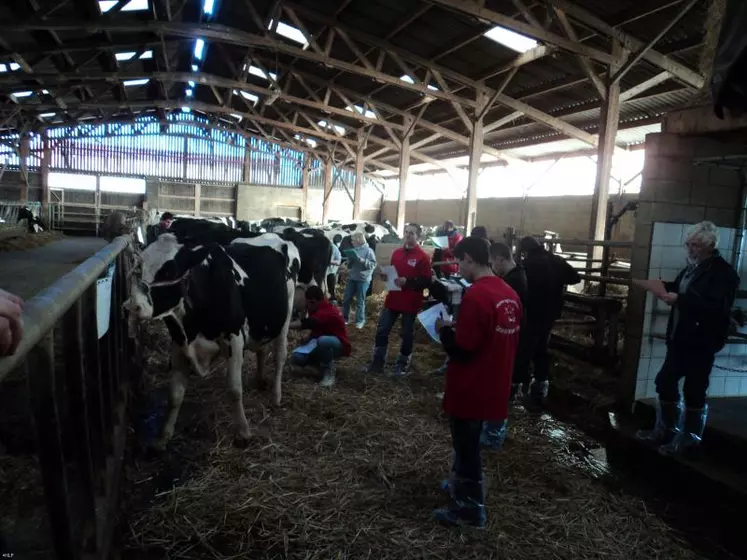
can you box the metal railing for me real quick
[0,236,137,560]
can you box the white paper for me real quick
[293,338,318,355]
[430,236,449,249]
[379,265,401,292]
[96,263,115,339]
[418,303,451,344]
[136,226,145,245]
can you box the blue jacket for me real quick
[346,243,377,282]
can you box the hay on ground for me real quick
[0,231,63,252]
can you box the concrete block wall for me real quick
[0,170,43,203]
[623,132,746,403]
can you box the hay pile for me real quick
[120,295,714,560]
[0,230,63,252]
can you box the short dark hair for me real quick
[490,242,513,260]
[332,234,343,244]
[305,285,325,301]
[161,212,175,221]
[470,226,488,239]
[454,236,491,266]
[405,223,422,236]
[518,236,541,253]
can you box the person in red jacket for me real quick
[434,236,522,528]
[289,285,351,388]
[365,224,432,376]
[438,220,463,278]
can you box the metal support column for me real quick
[41,132,51,221]
[465,91,487,234]
[322,157,333,224]
[242,143,252,183]
[396,117,412,236]
[588,41,625,263]
[20,132,30,202]
[353,140,365,220]
[301,155,310,222]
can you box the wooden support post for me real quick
[322,157,333,224]
[301,155,310,222]
[20,132,30,202]
[41,132,50,222]
[588,41,625,264]
[243,143,252,183]
[465,91,487,234]
[353,141,364,220]
[396,117,412,236]
[194,183,201,216]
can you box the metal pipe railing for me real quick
[0,235,134,560]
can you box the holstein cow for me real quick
[124,232,300,449]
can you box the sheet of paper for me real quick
[379,265,401,292]
[418,303,450,344]
[136,226,145,245]
[293,338,318,355]
[430,236,449,249]
[96,263,115,339]
[632,278,668,299]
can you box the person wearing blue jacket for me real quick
[341,231,377,329]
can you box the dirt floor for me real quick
[115,294,735,560]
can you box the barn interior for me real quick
[2,0,747,558]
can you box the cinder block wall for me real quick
[622,132,745,403]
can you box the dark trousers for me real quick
[513,317,554,385]
[655,344,716,408]
[375,308,416,356]
[326,272,338,301]
[450,417,483,482]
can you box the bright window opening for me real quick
[203,0,215,15]
[185,88,193,97]
[98,0,117,12]
[245,64,278,82]
[39,113,56,118]
[268,19,309,49]
[49,172,97,191]
[122,0,148,11]
[318,120,346,136]
[191,64,199,72]
[100,175,146,194]
[181,107,192,113]
[399,74,438,91]
[345,105,377,119]
[41,89,49,95]
[194,39,205,60]
[0,62,21,72]
[11,91,33,99]
[0,64,6,73]
[188,80,196,87]
[294,134,317,148]
[230,113,242,121]
[123,78,149,87]
[234,89,259,105]
[484,26,537,53]
[115,50,153,61]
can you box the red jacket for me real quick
[442,276,522,421]
[304,300,351,356]
[385,245,432,314]
[439,231,463,276]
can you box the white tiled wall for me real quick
[635,222,747,400]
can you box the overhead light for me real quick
[123,78,149,87]
[202,0,215,15]
[267,19,309,49]
[194,39,205,60]
[246,64,278,82]
[39,113,56,118]
[484,26,537,53]
[191,64,199,72]
[188,80,196,87]
[185,88,193,97]
[11,91,34,98]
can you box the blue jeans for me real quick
[342,279,371,325]
[375,308,416,356]
[291,336,343,367]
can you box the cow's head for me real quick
[123,233,209,320]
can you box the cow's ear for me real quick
[173,244,212,275]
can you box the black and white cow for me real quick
[123,232,300,449]
[280,227,332,290]
[18,207,44,233]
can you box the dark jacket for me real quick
[502,264,528,327]
[522,248,580,322]
[665,252,739,353]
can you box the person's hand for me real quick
[394,277,407,288]
[0,290,24,357]
[662,292,678,306]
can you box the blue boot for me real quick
[434,478,486,529]
[635,399,683,446]
[480,419,508,450]
[659,405,708,456]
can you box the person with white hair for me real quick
[637,220,739,456]
[341,231,377,329]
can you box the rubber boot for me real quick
[635,400,683,446]
[392,353,411,377]
[319,361,336,388]
[441,474,489,500]
[480,419,508,450]
[509,383,525,403]
[659,404,708,456]
[434,478,487,528]
[527,379,549,408]
[363,346,386,373]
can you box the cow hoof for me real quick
[233,434,251,448]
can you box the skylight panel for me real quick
[121,0,148,11]
[185,89,193,97]
[115,51,137,61]
[202,0,215,15]
[98,0,117,12]
[268,19,309,49]
[188,80,196,87]
[318,120,346,136]
[9,63,20,71]
[11,91,33,99]
[246,64,277,82]
[233,89,259,105]
[139,50,153,59]
[123,78,149,87]
[399,74,438,91]
[194,39,205,60]
[230,113,242,122]
[294,134,317,148]
[345,105,377,120]
[0,64,6,73]
[39,113,56,118]
[483,26,537,53]
[181,107,192,113]
[41,89,50,95]
[191,64,199,72]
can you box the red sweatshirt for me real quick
[303,300,351,356]
[385,245,432,314]
[439,231,463,276]
[441,276,522,421]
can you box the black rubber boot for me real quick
[363,346,386,373]
[434,478,487,528]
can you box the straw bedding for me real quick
[120,294,712,560]
[0,230,63,252]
